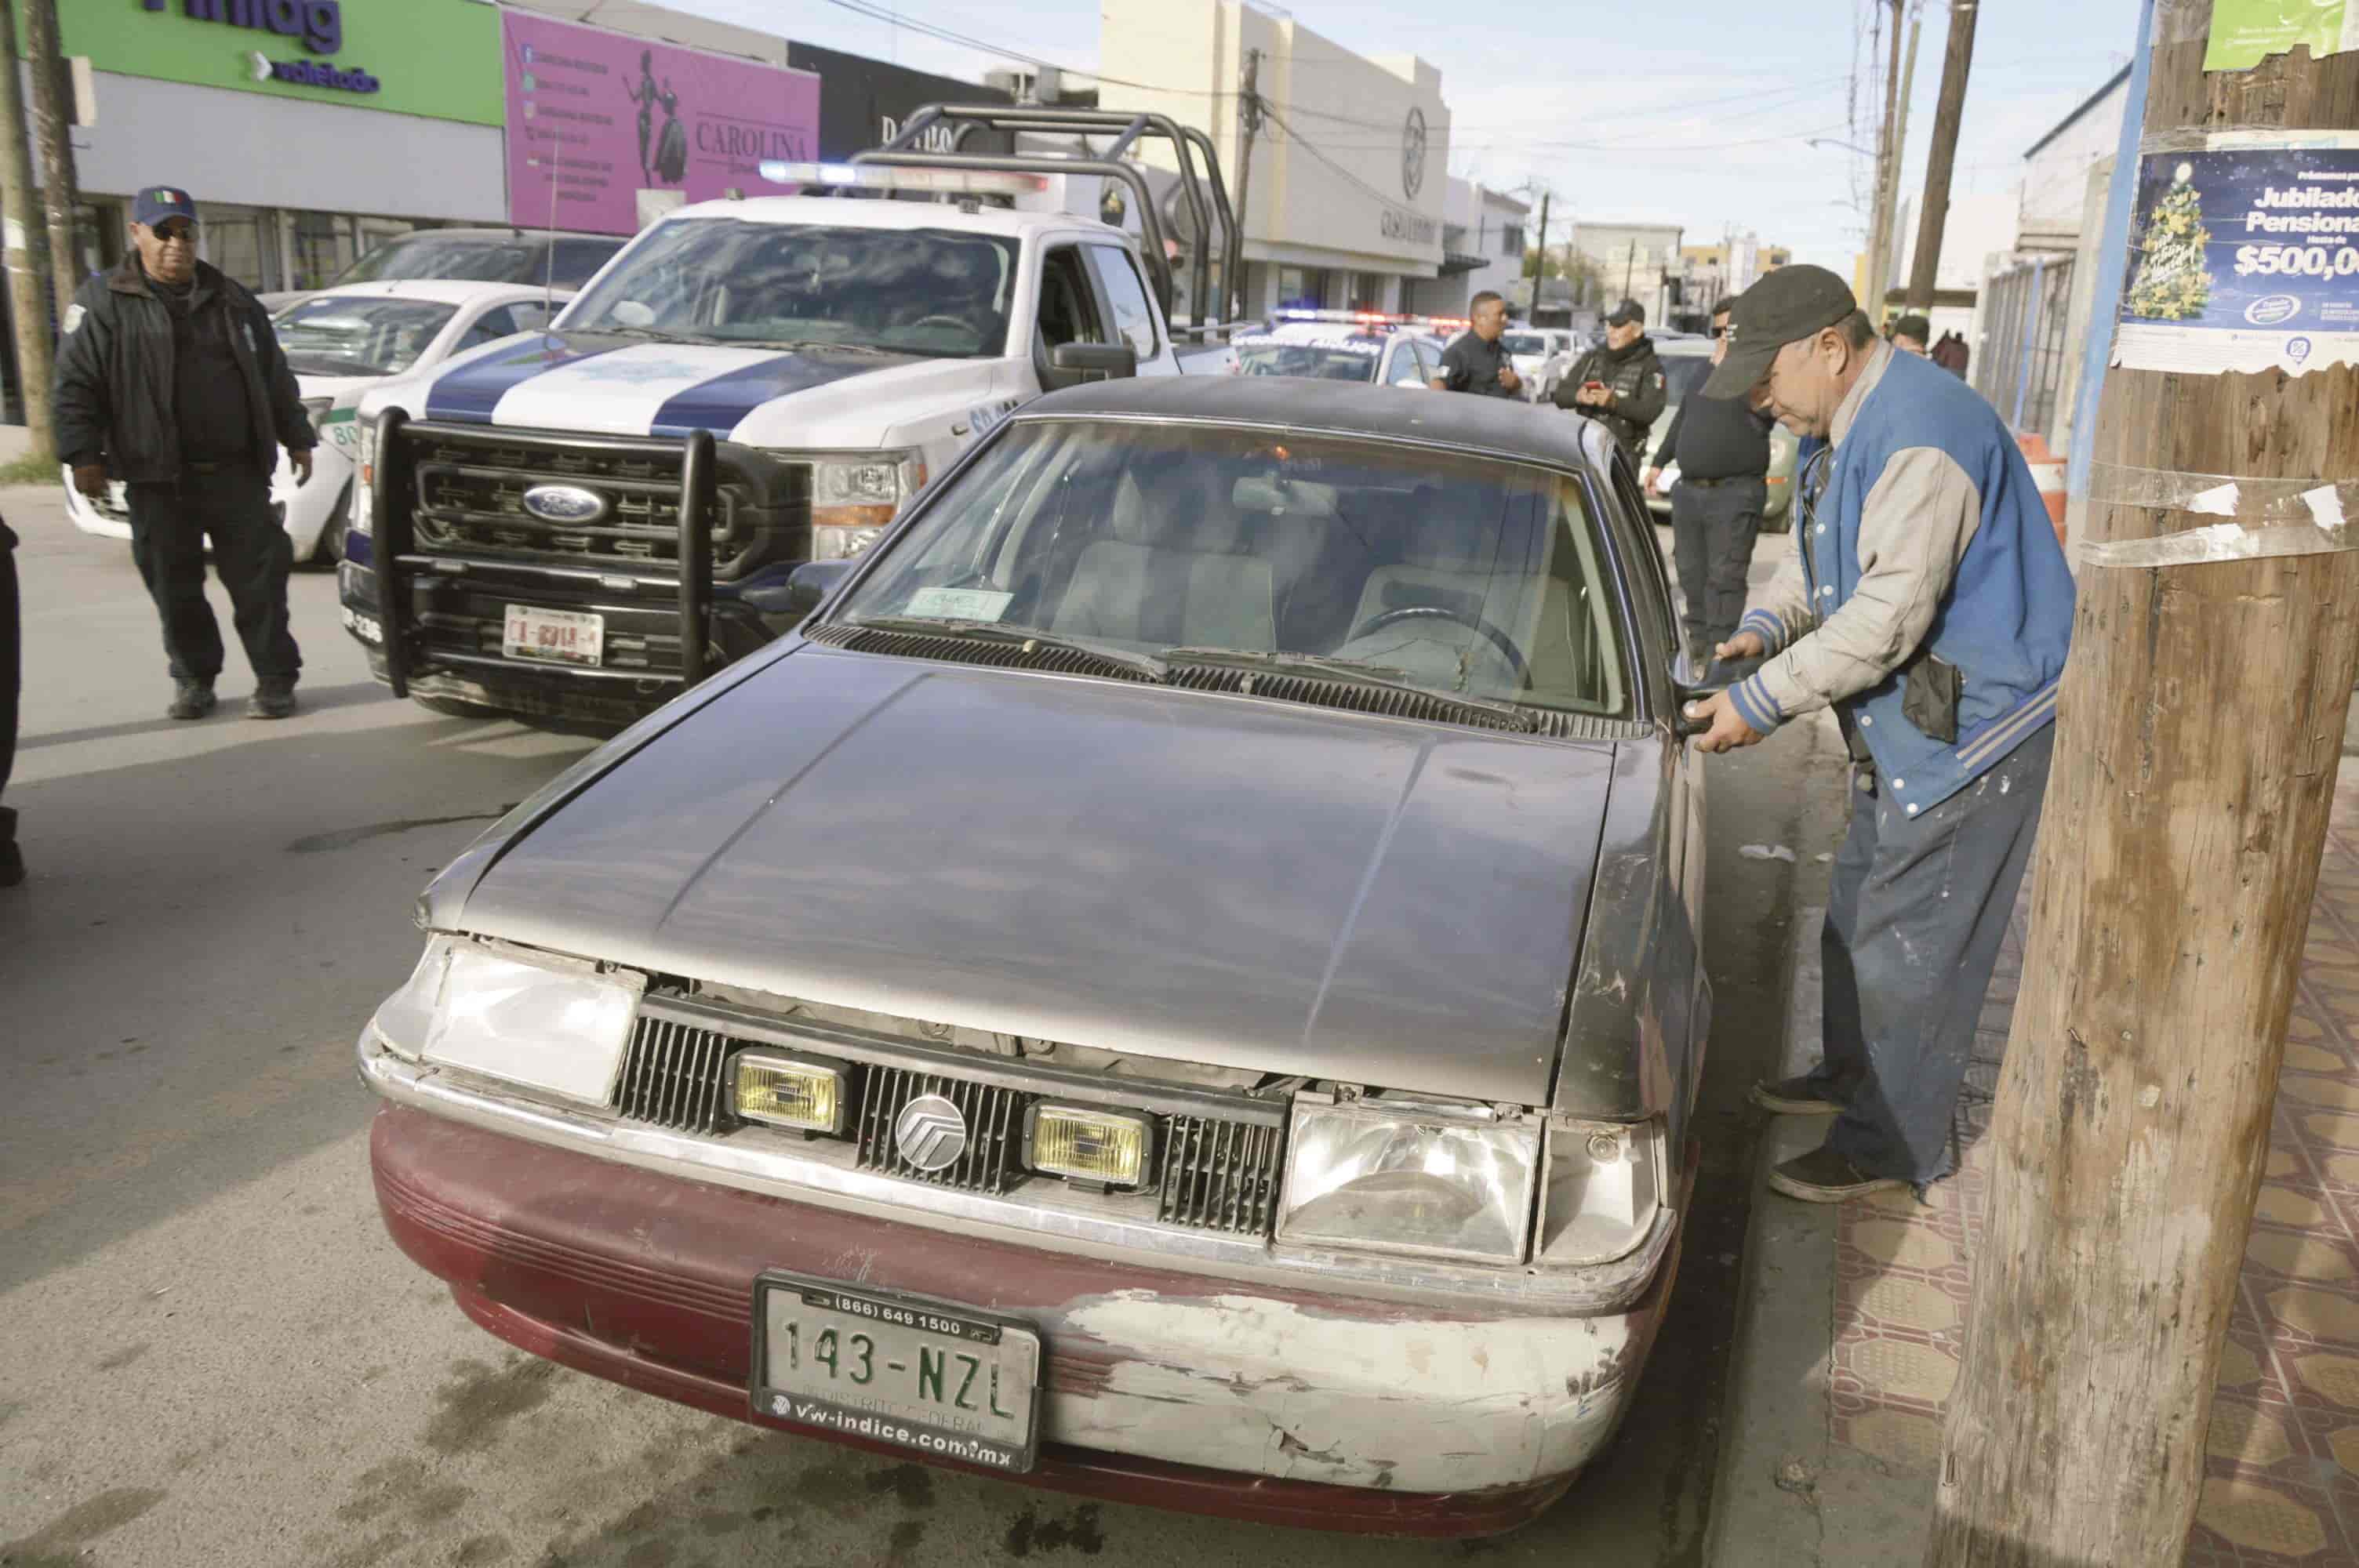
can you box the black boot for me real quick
[167,678,216,720]
[246,680,297,720]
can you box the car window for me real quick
[503,299,559,334]
[1384,339,1427,386]
[1234,335,1379,382]
[464,306,519,348]
[834,419,1631,717]
[1083,245,1158,358]
[1608,456,1680,664]
[568,219,1021,359]
[1038,246,1107,349]
[549,238,625,287]
[274,296,460,376]
[1412,339,1439,378]
[332,234,542,286]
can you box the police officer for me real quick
[56,184,316,720]
[1553,299,1666,459]
[1647,296,1775,680]
[1428,291,1521,397]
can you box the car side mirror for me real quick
[1672,669,1725,740]
[783,559,856,624]
[1052,341,1139,381]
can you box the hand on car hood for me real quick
[450,648,1617,1105]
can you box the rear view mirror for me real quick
[1052,342,1139,381]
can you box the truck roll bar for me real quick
[677,428,715,688]
[374,405,415,699]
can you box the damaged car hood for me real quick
[453,647,1617,1105]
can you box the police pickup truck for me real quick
[342,105,1241,724]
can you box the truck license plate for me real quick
[502,604,603,666]
[752,1273,1041,1472]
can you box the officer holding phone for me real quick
[1553,299,1665,459]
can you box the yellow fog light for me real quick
[732,1053,845,1134]
[1025,1104,1154,1189]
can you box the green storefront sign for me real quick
[27,0,503,126]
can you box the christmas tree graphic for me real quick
[2125,162,2215,321]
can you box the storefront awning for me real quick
[1437,251,1489,276]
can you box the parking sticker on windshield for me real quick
[904,586,1013,621]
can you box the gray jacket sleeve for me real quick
[1732,447,1983,731]
[53,284,114,470]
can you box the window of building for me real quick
[289,211,358,292]
[1276,267,1326,311]
[198,203,276,292]
[1500,224,1525,257]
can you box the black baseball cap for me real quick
[133,185,197,229]
[1605,299,1645,327]
[1892,313,1932,343]
[1703,263,1858,400]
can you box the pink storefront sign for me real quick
[503,11,820,235]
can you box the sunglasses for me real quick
[150,222,196,244]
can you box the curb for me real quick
[1703,905,1837,1568]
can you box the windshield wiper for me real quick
[1161,647,1535,725]
[845,617,1168,682]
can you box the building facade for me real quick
[1098,0,1452,318]
[1572,221,1685,328]
[1401,179,1527,317]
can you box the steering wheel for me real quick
[1347,604,1528,682]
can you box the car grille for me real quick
[616,1017,736,1134]
[402,426,798,579]
[855,1065,1026,1195]
[609,1011,1286,1236]
[415,585,692,677]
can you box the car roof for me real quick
[295,279,576,307]
[1021,376,1618,475]
[1244,323,1387,347]
[378,227,616,246]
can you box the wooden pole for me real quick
[1928,12,2359,1563]
[1230,47,1259,319]
[1531,187,1550,318]
[1906,0,1979,313]
[1863,0,1903,327]
[1872,12,1922,324]
[24,0,80,321]
[0,0,53,456]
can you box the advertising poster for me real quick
[2112,131,2359,376]
[503,12,820,235]
[2205,0,2359,71]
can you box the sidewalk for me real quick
[1711,760,2359,1565]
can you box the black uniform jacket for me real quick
[1552,336,1667,453]
[54,256,314,484]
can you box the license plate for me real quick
[752,1273,1041,1472]
[502,604,602,666]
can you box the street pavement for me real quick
[0,492,1847,1567]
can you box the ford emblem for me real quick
[521,483,609,524]
[893,1094,969,1172]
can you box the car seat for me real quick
[1051,459,1276,650]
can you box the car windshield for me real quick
[1234,340,1380,382]
[833,419,1631,717]
[1500,333,1548,356]
[1661,354,1714,405]
[563,219,1021,358]
[273,297,458,376]
[332,234,543,286]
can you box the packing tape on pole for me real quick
[2077,463,2359,569]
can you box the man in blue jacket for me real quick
[1681,265,2075,1202]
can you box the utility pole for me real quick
[25,0,82,321]
[0,0,54,454]
[1905,0,1979,312]
[1229,47,1261,320]
[1866,3,1919,324]
[1861,0,1901,328]
[1929,11,2359,1563]
[1530,187,1550,320]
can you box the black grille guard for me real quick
[374,412,718,696]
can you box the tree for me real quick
[2124,161,2214,321]
[1523,245,1601,299]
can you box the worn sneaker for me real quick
[246,682,298,720]
[1750,1074,1844,1115]
[166,679,217,720]
[1768,1143,1905,1203]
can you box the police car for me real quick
[343,106,1248,726]
[1231,311,1455,390]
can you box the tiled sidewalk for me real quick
[1823,771,2359,1563]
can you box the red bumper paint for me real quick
[371,1104,1669,1537]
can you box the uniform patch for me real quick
[60,303,83,335]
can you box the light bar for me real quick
[1275,308,1416,326]
[758,160,1049,195]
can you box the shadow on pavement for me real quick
[16,681,391,751]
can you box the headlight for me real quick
[1536,1118,1665,1266]
[1276,1093,1540,1265]
[378,935,644,1105]
[792,449,927,557]
[351,415,378,535]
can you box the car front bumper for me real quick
[369,1094,1684,1536]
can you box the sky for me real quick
[657,0,2144,272]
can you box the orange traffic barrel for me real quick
[2016,432,2067,547]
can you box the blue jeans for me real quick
[1807,725,2053,1184]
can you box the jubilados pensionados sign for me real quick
[2114,130,2359,377]
[503,11,820,236]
